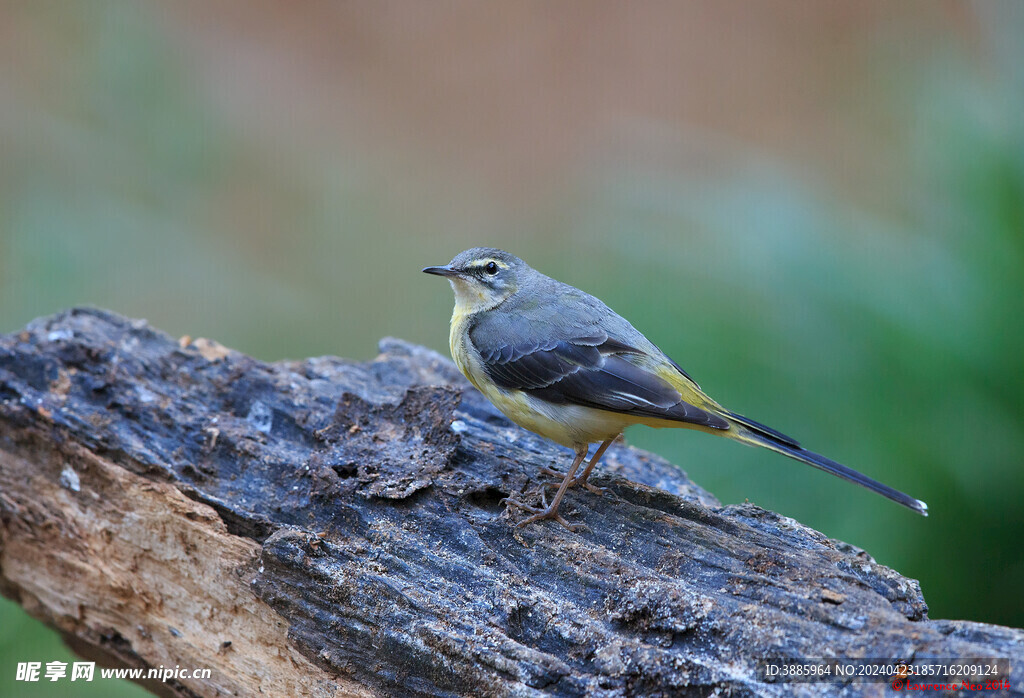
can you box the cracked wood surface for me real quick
[0,308,1020,697]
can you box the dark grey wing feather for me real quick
[471,320,728,429]
[467,278,728,429]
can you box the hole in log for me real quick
[467,486,508,513]
[331,463,358,479]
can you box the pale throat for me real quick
[448,277,505,317]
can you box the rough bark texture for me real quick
[0,308,1020,697]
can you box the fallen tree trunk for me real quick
[0,308,1020,697]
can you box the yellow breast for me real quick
[448,307,477,385]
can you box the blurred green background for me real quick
[1,1,1022,694]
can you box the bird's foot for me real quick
[500,496,582,532]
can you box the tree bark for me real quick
[0,308,1020,697]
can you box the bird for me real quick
[423,247,927,530]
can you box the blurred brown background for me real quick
[2,2,1022,695]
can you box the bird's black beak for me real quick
[422,264,458,277]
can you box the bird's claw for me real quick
[500,496,582,532]
[500,496,542,516]
[515,508,583,532]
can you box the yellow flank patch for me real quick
[487,387,631,447]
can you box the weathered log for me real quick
[0,308,1020,697]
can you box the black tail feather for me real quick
[734,418,928,516]
[727,411,801,448]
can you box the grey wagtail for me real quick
[424,247,928,530]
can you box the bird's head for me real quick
[423,247,526,314]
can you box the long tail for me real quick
[726,412,928,516]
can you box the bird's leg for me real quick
[541,437,616,496]
[571,437,615,495]
[502,445,588,531]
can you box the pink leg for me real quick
[541,437,616,496]
[573,437,615,494]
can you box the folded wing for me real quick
[472,327,729,430]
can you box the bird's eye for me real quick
[485,261,499,275]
